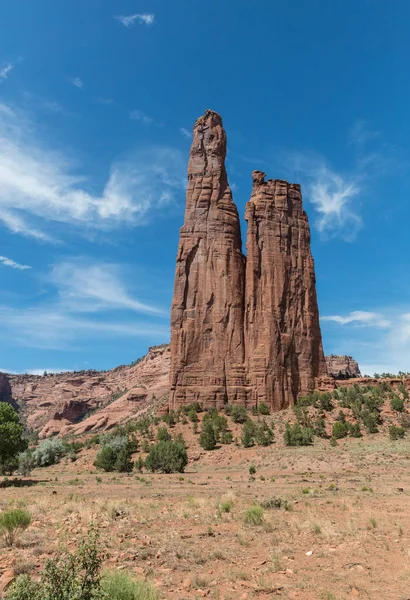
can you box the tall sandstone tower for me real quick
[169,110,326,412]
[169,110,249,410]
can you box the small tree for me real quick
[391,396,404,412]
[230,405,248,424]
[389,425,406,440]
[157,426,171,442]
[284,422,314,446]
[332,421,348,440]
[199,421,217,450]
[0,403,27,475]
[241,419,257,447]
[145,440,188,473]
[257,402,270,415]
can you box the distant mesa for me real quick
[326,355,361,380]
[169,109,327,412]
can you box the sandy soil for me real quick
[1,434,410,600]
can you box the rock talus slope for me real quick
[169,110,249,410]
[245,171,327,410]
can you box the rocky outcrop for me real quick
[326,355,361,379]
[0,373,12,404]
[170,110,326,412]
[245,172,327,410]
[169,110,248,410]
[8,345,170,437]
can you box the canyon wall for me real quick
[170,110,327,411]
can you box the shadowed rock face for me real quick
[170,111,327,412]
[245,171,327,410]
[326,355,361,379]
[169,110,249,409]
[0,373,12,404]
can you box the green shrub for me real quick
[219,500,234,513]
[157,426,171,442]
[257,402,270,415]
[230,405,248,423]
[241,419,257,447]
[347,422,362,438]
[260,497,292,511]
[199,421,217,450]
[220,431,233,444]
[162,410,176,427]
[249,464,256,475]
[255,421,274,446]
[332,421,348,439]
[33,438,65,467]
[330,437,338,447]
[0,509,31,547]
[145,440,188,473]
[18,451,34,476]
[244,504,264,526]
[389,425,406,440]
[101,571,159,600]
[361,411,379,434]
[6,525,105,600]
[0,404,28,475]
[314,417,327,438]
[283,422,314,446]
[94,435,135,473]
[391,396,404,412]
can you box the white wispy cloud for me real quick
[69,77,84,89]
[321,311,391,328]
[0,63,13,80]
[321,308,410,375]
[309,169,362,241]
[0,259,169,350]
[0,256,31,270]
[115,13,155,27]
[180,127,191,139]
[43,101,72,116]
[284,153,362,241]
[50,261,167,316]
[0,102,185,241]
[129,109,154,125]
[348,120,380,146]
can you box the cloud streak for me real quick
[321,310,391,328]
[0,256,31,270]
[0,102,185,241]
[69,77,83,89]
[129,109,154,125]
[115,14,155,27]
[0,64,13,80]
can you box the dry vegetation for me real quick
[1,386,410,599]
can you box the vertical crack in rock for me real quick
[244,171,327,410]
[169,110,248,410]
[170,111,327,412]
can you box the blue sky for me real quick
[1,0,410,375]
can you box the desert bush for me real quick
[101,570,159,600]
[389,425,406,440]
[162,410,176,427]
[398,413,410,429]
[314,417,327,438]
[230,405,248,423]
[283,422,314,446]
[157,426,171,442]
[361,411,379,434]
[17,451,34,476]
[255,421,274,446]
[33,438,65,467]
[6,525,105,600]
[332,421,348,439]
[257,402,270,415]
[0,509,31,547]
[241,419,257,448]
[94,435,135,473]
[219,500,234,513]
[220,431,233,444]
[199,421,217,450]
[244,504,264,526]
[145,440,187,473]
[347,422,362,438]
[391,396,404,412]
[0,404,28,475]
[260,497,292,511]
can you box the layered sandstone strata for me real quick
[326,355,361,379]
[169,110,248,409]
[170,110,327,411]
[245,171,327,410]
